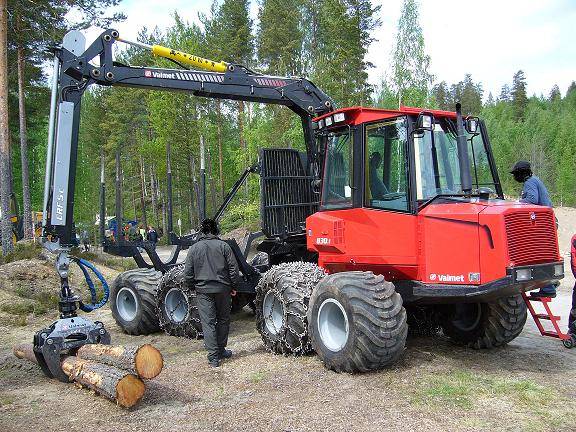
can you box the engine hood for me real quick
[418,198,548,221]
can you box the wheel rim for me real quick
[164,288,189,323]
[317,298,349,352]
[116,287,138,322]
[451,303,482,331]
[263,290,284,335]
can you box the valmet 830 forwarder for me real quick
[37,29,566,379]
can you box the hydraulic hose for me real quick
[74,258,110,312]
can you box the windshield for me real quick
[320,128,353,209]
[414,118,497,201]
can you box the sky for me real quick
[80,0,576,99]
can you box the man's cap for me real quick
[510,160,531,173]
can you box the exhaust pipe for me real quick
[455,103,472,194]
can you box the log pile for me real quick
[13,343,163,408]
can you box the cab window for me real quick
[321,129,353,209]
[365,118,409,211]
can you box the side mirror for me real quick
[465,116,480,134]
[415,112,435,133]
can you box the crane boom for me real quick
[44,29,333,247]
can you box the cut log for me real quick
[61,357,145,408]
[13,344,145,408]
[75,343,163,379]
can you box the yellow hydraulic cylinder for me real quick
[116,35,229,73]
[151,45,229,73]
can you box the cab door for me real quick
[309,117,418,281]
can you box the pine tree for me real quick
[548,84,561,102]
[431,81,450,110]
[390,0,432,107]
[486,92,495,106]
[460,74,483,115]
[312,0,380,106]
[567,81,576,97]
[256,0,305,149]
[204,0,253,197]
[257,0,304,76]
[511,70,528,120]
[499,84,511,102]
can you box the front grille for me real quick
[504,210,558,266]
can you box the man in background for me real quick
[568,234,576,337]
[510,160,555,298]
[510,160,552,207]
[183,219,242,367]
[81,229,90,252]
[146,226,158,250]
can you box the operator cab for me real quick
[314,106,502,214]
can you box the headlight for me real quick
[318,119,325,128]
[325,116,333,127]
[554,264,564,277]
[516,268,532,281]
[333,112,345,123]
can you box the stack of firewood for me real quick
[13,343,163,408]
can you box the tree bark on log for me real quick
[13,344,146,408]
[75,343,163,379]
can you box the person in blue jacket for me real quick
[510,160,556,298]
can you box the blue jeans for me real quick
[569,282,576,333]
[540,283,557,294]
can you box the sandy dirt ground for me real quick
[0,208,575,432]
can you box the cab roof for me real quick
[314,106,458,126]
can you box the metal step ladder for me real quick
[522,292,570,341]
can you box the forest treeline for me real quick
[1,0,575,251]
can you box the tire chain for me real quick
[156,264,203,339]
[256,262,326,355]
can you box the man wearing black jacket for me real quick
[183,219,243,367]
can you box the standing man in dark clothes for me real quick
[510,160,556,298]
[146,226,158,250]
[183,219,243,367]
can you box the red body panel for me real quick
[417,203,483,284]
[307,208,418,281]
[307,201,562,286]
[314,105,458,126]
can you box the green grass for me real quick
[1,302,34,316]
[74,249,138,272]
[248,371,267,384]
[413,369,555,411]
[0,394,15,406]
[11,286,59,315]
[0,242,41,265]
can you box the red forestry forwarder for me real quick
[37,29,565,379]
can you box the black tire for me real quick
[110,268,162,335]
[255,262,326,355]
[156,265,202,339]
[440,295,527,348]
[308,271,408,373]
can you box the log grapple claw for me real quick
[33,317,111,382]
